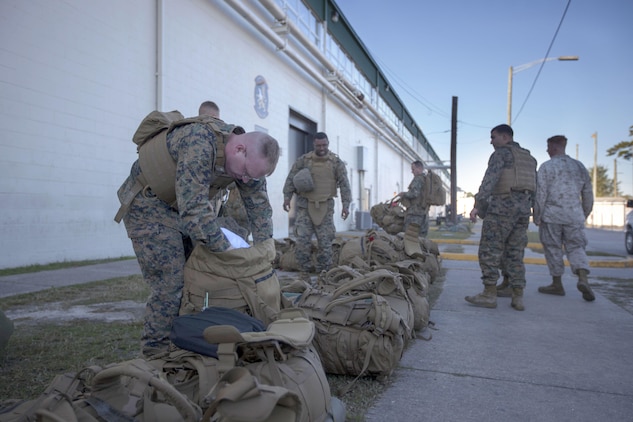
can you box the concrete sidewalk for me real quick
[364,224,633,422]
[364,258,633,422]
[0,259,142,298]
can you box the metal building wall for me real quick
[0,0,443,268]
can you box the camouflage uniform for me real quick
[218,182,251,240]
[117,122,273,356]
[401,173,429,237]
[474,141,536,289]
[283,151,351,273]
[533,154,593,276]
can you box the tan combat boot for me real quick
[538,276,565,296]
[511,287,525,311]
[465,285,497,308]
[576,269,595,302]
[496,275,512,297]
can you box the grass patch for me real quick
[527,245,544,254]
[426,222,473,241]
[527,231,540,243]
[592,277,633,315]
[0,275,148,309]
[0,257,136,277]
[0,276,148,401]
[0,321,143,400]
[442,245,465,253]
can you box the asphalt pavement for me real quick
[1,223,633,421]
[365,223,633,422]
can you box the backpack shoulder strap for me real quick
[169,116,236,170]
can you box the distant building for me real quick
[587,198,629,229]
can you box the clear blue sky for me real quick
[338,0,633,196]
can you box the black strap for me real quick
[84,396,135,422]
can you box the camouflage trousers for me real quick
[122,191,187,357]
[538,221,589,276]
[478,214,529,288]
[404,212,429,237]
[294,205,335,273]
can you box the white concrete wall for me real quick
[587,197,628,229]
[0,0,156,268]
[0,0,437,269]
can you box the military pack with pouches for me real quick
[115,110,236,223]
[201,308,344,422]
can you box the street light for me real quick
[507,56,579,124]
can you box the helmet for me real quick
[293,168,314,193]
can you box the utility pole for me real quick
[592,132,598,196]
[450,96,458,224]
[613,159,618,196]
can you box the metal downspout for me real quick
[155,0,164,110]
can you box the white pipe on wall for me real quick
[226,0,418,161]
[156,0,165,110]
[258,0,417,159]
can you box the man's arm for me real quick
[579,163,594,218]
[474,149,507,206]
[335,158,352,219]
[533,165,548,225]
[470,150,508,222]
[238,178,274,243]
[400,175,423,200]
[174,123,231,252]
[282,158,303,212]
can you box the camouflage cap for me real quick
[293,168,314,193]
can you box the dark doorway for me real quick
[287,110,317,234]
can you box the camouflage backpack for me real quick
[423,171,446,206]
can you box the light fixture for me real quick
[331,11,339,23]
[506,55,579,124]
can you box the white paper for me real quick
[221,227,250,249]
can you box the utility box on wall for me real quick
[356,211,372,230]
[356,146,368,171]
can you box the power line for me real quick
[376,58,450,118]
[512,0,572,124]
[377,59,491,130]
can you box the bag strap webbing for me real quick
[84,396,134,422]
[90,361,200,422]
[113,178,144,223]
[338,334,379,396]
[201,367,298,422]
